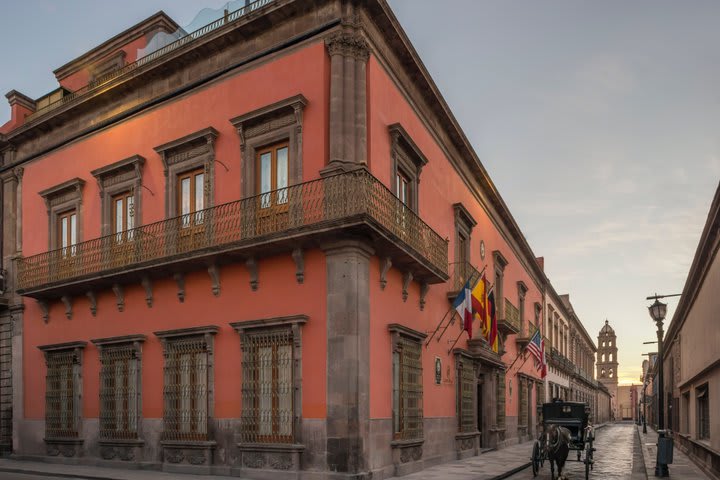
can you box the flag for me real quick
[540,339,547,379]
[487,288,498,352]
[471,274,487,336]
[527,329,543,363]
[452,279,474,339]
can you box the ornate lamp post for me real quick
[648,298,669,477]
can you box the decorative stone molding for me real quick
[325,31,370,61]
[154,127,219,218]
[291,248,304,284]
[159,440,217,471]
[235,443,305,475]
[38,300,49,323]
[39,177,85,251]
[323,30,370,174]
[389,123,428,213]
[90,155,144,237]
[230,95,307,200]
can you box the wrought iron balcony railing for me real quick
[25,0,275,124]
[15,170,448,296]
[447,261,481,293]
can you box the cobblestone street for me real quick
[507,422,646,480]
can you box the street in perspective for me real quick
[0,1,718,480]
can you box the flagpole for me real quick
[425,305,455,347]
[436,311,457,342]
[447,327,466,354]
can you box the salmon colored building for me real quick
[0,0,561,477]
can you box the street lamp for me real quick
[647,296,672,477]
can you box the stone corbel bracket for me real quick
[246,257,258,291]
[38,300,49,323]
[173,273,185,303]
[402,271,413,302]
[380,257,392,290]
[208,263,221,296]
[61,296,72,320]
[292,248,304,284]
[419,283,430,311]
[141,276,153,308]
[86,291,97,316]
[112,284,125,312]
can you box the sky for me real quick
[1,1,719,385]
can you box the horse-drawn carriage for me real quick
[531,400,595,479]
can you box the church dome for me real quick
[600,319,615,335]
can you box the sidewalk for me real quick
[636,424,711,479]
[0,457,246,480]
[387,439,534,480]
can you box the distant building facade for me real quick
[662,182,720,479]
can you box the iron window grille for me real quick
[457,358,475,433]
[393,335,423,440]
[93,337,144,440]
[162,335,210,441]
[240,327,294,443]
[40,342,86,439]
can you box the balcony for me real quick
[15,169,449,299]
[498,299,520,335]
[446,261,481,301]
[515,323,538,349]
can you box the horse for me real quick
[545,424,571,480]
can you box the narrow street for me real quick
[506,422,646,480]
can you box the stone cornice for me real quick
[388,323,427,342]
[38,340,87,352]
[90,154,145,179]
[366,0,546,290]
[230,314,309,332]
[90,334,147,346]
[5,90,36,111]
[53,11,180,82]
[664,181,720,358]
[154,325,219,339]
[38,177,85,201]
[389,123,428,167]
[153,126,218,155]
[325,30,370,61]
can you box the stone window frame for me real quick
[517,281,528,336]
[90,334,146,442]
[455,352,476,434]
[696,383,710,440]
[154,325,218,443]
[389,123,428,213]
[38,341,87,442]
[230,315,307,447]
[154,127,219,219]
[493,250,508,319]
[453,203,477,267]
[230,95,307,200]
[388,323,426,443]
[39,178,85,251]
[91,155,145,237]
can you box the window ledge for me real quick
[236,443,305,453]
[160,440,217,448]
[44,437,83,445]
[455,431,479,440]
[391,438,424,448]
[98,438,144,446]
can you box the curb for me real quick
[0,465,124,480]
[635,425,649,480]
[490,461,532,480]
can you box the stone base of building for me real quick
[676,434,720,480]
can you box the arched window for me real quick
[609,369,614,378]
[601,368,605,377]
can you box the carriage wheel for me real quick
[531,440,540,477]
[584,441,593,479]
